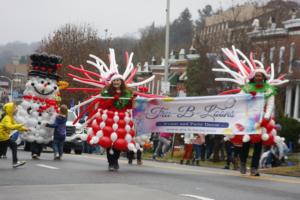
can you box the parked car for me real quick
[63,110,87,154]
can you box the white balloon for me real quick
[125,134,132,143]
[242,134,250,143]
[80,134,88,141]
[110,132,118,142]
[32,111,39,118]
[125,117,130,123]
[91,136,99,144]
[262,133,269,141]
[103,109,108,114]
[100,122,106,129]
[95,112,101,118]
[92,119,98,127]
[125,125,131,133]
[127,143,135,151]
[96,130,103,137]
[87,127,94,135]
[114,111,118,115]
[113,115,120,122]
[112,123,118,131]
[36,137,44,144]
[102,114,108,120]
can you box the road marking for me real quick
[36,164,59,170]
[180,194,214,200]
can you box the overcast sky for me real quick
[0,0,259,44]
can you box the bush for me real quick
[277,116,300,152]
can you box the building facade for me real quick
[248,16,300,120]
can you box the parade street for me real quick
[0,150,299,200]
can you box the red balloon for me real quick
[114,138,128,151]
[230,135,243,145]
[129,129,136,137]
[262,134,275,146]
[96,116,102,124]
[87,134,93,143]
[102,126,113,137]
[105,118,114,126]
[250,134,261,144]
[118,119,126,128]
[99,136,112,148]
[116,128,126,138]
[92,123,100,132]
[118,112,125,119]
[107,111,114,118]
[128,121,134,127]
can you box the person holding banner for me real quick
[239,70,275,176]
[212,46,289,176]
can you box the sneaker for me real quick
[54,156,61,160]
[137,160,142,165]
[114,163,119,170]
[128,160,133,165]
[250,168,260,176]
[32,154,39,160]
[223,165,230,170]
[240,162,247,174]
[108,165,115,171]
[12,161,26,168]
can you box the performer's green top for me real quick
[101,88,133,110]
[241,82,276,99]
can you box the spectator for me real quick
[46,104,68,160]
[153,132,172,160]
[180,133,194,165]
[192,133,205,166]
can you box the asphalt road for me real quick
[0,150,300,200]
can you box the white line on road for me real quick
[36,164,59,170]
[180,194,214,200]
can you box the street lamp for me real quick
[0,76,13,101]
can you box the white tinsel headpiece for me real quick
[212,46,289,86]
[67,48,155,88]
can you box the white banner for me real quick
[133,94,265,135]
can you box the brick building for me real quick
[248,15,300,120]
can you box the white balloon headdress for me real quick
[212,46,289,86]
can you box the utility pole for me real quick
[163,0,171,95]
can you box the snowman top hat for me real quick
[29,53,62,80]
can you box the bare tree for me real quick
[39,23,106,105]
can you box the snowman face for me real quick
[29,76,58,96]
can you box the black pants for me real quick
[225,141,241,166]
[106,148,120,167]
[0,139,18,163]
[240,141,262,169]
[31,142,43,156]
[127,149,142,162]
